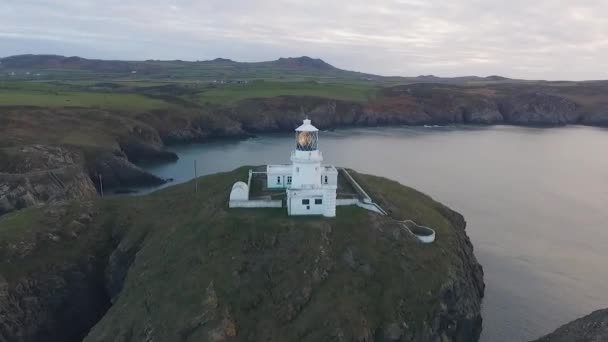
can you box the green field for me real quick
[195,80,377,104]
[0,88,169,111]
[0,79,380,110]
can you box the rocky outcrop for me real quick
[579,107,608,126]
[135,109,248,144]
[0,143,169,216]
[462,98,504,124]
[432,205,485,341]
[498,93,581,125]
[89,152,166,189]
[118,139,177,164]
[0,145,97,216]
[531,308,608,342]
[0,169,96,216]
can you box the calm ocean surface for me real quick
[139,125,608,342]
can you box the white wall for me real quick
[322,188,337,217]
[267,172,291,189]
[229,200,282,208]
[292,163,322,188]
[267,165,292,189]
[320,169,338,187]
[336,198,358,206]
[287,189,325,215]
[355,201,387,215]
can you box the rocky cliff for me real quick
[216,84,605,132]
[0,145,97,216]
[531,308,608,342]
[0,202,113,342]
[0,168,484,342]
[0,144,168,216]
[0,107,177,216]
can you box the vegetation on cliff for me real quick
[0,168,484,342]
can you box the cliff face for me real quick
[0,202,113,342]
[497,93,581,125]
[0,168,485,342]
[531,308,608,342]
[0,145,97,216]
[0,107,178,216]
[0,143,170,216]
[214,85,606,132]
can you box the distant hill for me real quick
[0,54,522,84]
[0,54,375,81]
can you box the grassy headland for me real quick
[0,167,484,342]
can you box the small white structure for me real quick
[229,181,249,201]
[266,119,338,217]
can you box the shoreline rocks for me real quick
[531,308,608,342]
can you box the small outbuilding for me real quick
[229,181,249,201]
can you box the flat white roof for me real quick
[267,164,292,173]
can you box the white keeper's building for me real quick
[266,119,338,217]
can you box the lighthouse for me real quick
[265,119,338,217]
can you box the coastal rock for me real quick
[579,108,608,126]
[138,109,247,144]
[118,139,177,164]
[498,93,581,125]
[0,145,97,216]
[531,308,608,342]
[90,153,166,188]
[462,99,504,124]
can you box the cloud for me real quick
[0,0,606,80]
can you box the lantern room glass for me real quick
[296,131,318,151]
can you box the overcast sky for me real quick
[1,0,607,80]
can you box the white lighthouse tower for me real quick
[265,119,338,217]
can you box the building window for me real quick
[287,176,292,184]
[315,199,323,205]
[302,199,310,205]
[324,176,328,184]
[277,176,281,184]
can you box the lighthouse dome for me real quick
[295,119,318,132]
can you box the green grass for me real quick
[195,80,378,104]
[0,89,169,111]
[0,79,378,110]
[0,202,112,281]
